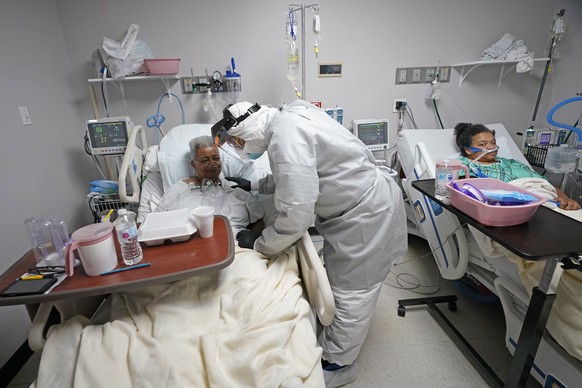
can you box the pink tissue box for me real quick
[446,178,545,226]
[144,58,180,75]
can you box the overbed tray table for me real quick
[0,215,234,307]
[407,179,582,388]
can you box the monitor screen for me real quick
[86,117,130,155]
[353,120,389,151]
[537,132,553,145]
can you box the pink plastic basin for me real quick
[446,178,545,226]
[144,58,180,75]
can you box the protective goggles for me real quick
[211,103,261,146]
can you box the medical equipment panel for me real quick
[86,116,132,155]
[351,119,389,151]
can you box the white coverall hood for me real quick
[226,102,277,155]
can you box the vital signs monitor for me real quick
[86,116,131,155]
[351,119,389,151]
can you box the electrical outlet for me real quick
[393,98,407,113]
[440,67,450,82]
[180,77,194,94]
[396,68,408,84]
[412,69,422,83]
[19,106,32,126]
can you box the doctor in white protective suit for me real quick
[211,100,407,387]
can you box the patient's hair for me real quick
[189,135,217,161]
[454,123,496,157]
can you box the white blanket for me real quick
[34,246,324,388]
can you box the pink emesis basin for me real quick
[446,178,545,226]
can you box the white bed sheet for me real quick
[34,246,325,387]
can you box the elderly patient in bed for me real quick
[34,136,324,387]
[155,135,264,236]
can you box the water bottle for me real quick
[435,159,453,204]
[434,159,469,204]
[114,208,143,265]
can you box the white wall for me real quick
[3,0,581,370]
[53,0,559,145]
[0,0,96,367]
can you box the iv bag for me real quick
[287,45,300,82]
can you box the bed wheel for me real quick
[397,305,406,317]
[448,301,457,312]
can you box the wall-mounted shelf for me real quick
[88,75,179,105]
[451,58,549,89]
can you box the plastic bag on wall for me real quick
[99,24,153,78]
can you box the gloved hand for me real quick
[236,229,261,249]
[226,177,251,191]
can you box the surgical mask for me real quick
[247,152,264,160]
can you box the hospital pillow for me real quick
[144,145,160,172]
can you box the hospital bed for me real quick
[29,123,336,387]
[396,123,582,387]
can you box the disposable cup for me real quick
[192,206,215,238]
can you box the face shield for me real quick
[211,103,261,161]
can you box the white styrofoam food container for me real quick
[138,208,196,246]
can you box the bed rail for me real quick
[119,125,148,203]
[408,141,470,280]
[297,232,336,326]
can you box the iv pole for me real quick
[288,3,319,100]
[529,9,566,128]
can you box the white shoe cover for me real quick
[323,363,358,388]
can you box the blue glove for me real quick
[226,177,251,191]
[236,230,261,249]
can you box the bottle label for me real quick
[121,225,138,240]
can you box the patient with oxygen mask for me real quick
[455,122,580,210]
[155,135,264,235]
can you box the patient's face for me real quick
[192,146,222,182]
[468,132,498,164]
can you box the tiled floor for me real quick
[8,235,541,387]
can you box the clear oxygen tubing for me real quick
[467,146,500,178]
[546,96,582,143]
[146,92,186,144]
